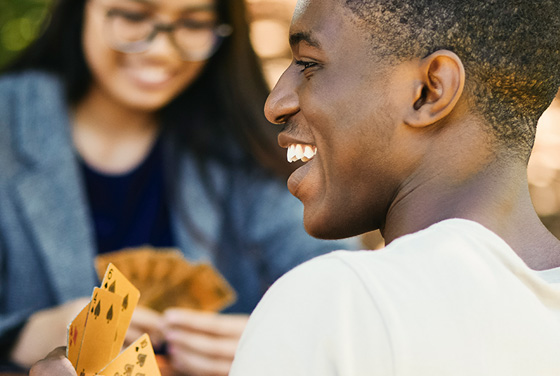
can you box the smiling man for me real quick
[229,0,560,374]
[26,0,560,374]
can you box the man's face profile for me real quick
[265,0,410,240]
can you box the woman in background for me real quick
[0,0,357,374]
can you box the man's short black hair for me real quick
[344,0,560,157]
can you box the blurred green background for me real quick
[0,0,51,69]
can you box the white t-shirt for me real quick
[230,219,560,375]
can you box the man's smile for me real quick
[286,144,317,162]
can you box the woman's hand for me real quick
[125,305,165,350]
[10,297,90,368]
[162,309,248,376]
[29,347,77,376]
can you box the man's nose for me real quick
[264,67,300,125]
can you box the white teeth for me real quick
[134,67,172,84]
[287,144,317,163]
[303,145,315,159]
[287,145,297,162]
[295,144,304,160]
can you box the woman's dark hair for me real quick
[4,0,292,178]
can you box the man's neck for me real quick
[382,161,560,270]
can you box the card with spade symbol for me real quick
[67,264,160,376]
[74,287,123,375]
[100,263,140,360]
[99,333,160,376]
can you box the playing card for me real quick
[98,333,161,376]
[147,263,236,312]
[136,252,172,304]
[75,287,123,375]
[127,247,155,289]
[100,263,140,359]
[67,301,91,367]
[146,275,201,312]
[150,250,184,284]
[95,247,237,313]
[141,251,196,307]
[161,251,196,288]
[185,263,237,311]
[96,248,138,282]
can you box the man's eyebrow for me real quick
[289,31,321,49]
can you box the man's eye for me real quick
[295,59,318,72]
[108,9,149,23]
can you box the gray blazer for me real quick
[0,71,358,347]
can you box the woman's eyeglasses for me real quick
[102,7,232,61]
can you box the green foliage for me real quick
[0,0,51,69]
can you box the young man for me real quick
[229,0,560,374]
[29,0,560,374]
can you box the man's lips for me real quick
[278,133,318,198]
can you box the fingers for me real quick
[161,310,249,376]
[166,346,232,376]
[125,325,151,347]
[166,333,234,376]
[126,306,164,348]
[29,347,77,376]
[132,305,163,328]
[164,309,248,337]
[166,329,239,360]
[45,347,68,359]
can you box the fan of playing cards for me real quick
[67,263,160,376]
[95,246,237,312]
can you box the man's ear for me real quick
[404,50,465,127]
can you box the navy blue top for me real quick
[80,138,175,254]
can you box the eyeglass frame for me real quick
[100,5,233,62]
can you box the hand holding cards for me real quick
[96,247,237,312]
[67,263,160,376]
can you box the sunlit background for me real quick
[1,0,559,247]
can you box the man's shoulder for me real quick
[275,219,515,298]
[389,218,495,247]
[301,219,496,267]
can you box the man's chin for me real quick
[303,216,362,240]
